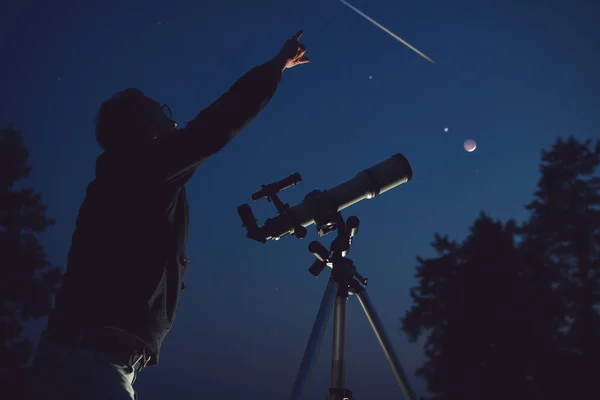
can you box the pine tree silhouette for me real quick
[402,136,599,400]
[0,125,63,396]
[520,136,600,398]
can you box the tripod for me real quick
[290,213,417,400]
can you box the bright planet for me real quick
[464,139,477,152]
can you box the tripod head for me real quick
[307,212,368,288]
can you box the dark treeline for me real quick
[0,126,62,397]
[402,136,600,400]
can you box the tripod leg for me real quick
[290,278,338,400]
[331,294,348,391]
[355,288,417,400]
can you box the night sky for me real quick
[2,0,598,398]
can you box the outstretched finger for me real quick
[292,30,303,41]
[297,55,310,64]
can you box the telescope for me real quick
[236,153,418,400]
[237,153,413,243]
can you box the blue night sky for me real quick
[2,0,598,398]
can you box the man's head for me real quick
[95,88,178,151]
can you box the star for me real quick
[444,127,448,132]
[368,75,372,80]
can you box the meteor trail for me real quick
[339,0,435,64]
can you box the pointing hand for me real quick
[273,30,310,72]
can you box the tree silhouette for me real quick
[402,215,547,400]
[0,125,62,393]
[519,136,600,398]
[402,136,599,400]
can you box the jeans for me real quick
[29,333,138,400]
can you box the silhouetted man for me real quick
[29,31,309,399]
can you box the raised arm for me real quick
[155,31,310,183]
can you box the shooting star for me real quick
[339,0,435,64]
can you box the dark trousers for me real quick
[28,328,147,400]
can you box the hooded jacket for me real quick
[49,60,283,365]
